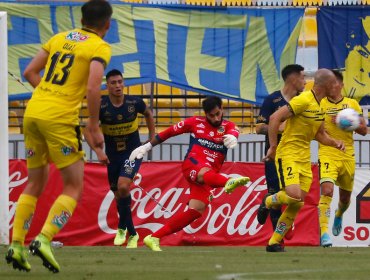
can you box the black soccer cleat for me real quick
[266,243,285,252]
[257,194,270,225]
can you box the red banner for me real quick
[9,160,320,246]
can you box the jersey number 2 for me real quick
[45,52,74,85]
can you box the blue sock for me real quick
[269,208,282,230]
[117,195,136,236]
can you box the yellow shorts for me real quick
[319,156,355,192]
[275,158,312,193]
[23,117,84,169]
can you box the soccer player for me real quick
[257,69,345,252]
[256,64,305,235]
[5,0,112,272]
[84,69,155,248]
[129,96,250,251]
[318,70,367,247]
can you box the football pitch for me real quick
[1,245,370,280]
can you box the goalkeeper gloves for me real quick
[223,134,238,149]
[129,142,152,161]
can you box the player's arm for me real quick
[86,60,106,149]
[83,122,109,165]
[315,122,345,151]
[142,107,156,141]
[23,49,49,88]
[129,118,192,161]
[355,116,368,136]
[263,105,292,162]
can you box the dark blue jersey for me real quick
[257,90,288,153]
[99,95,146,161]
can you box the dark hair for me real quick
[281,64,304,81]
[81,0,113,29]
[202,96,222,113]
[331,69,343,82]
[106,69,123,81]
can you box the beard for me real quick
[207,116,223,127]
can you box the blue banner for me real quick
[2,2,304,104]
[318,6,370,104]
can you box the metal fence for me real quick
[9,134,370,167]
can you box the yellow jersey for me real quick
[319,97,362,160]
[25,28,111,125]
[276,90,324,161]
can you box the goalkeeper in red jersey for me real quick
[129,96,250,251]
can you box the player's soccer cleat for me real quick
[266,243,285,252]
[332,213,343,236]
[114,228,127,246]
[320,232,332,247]
[143,235,162,251]
[224,177,250,194]
[5,242,31,272]
[29,234,60,273]
[257,194,270,225]
[126,233,139,249]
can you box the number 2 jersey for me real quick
[156,116,240,171]
[25,28,111,125]
[100,95,146,161]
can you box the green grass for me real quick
[1,245,370,280]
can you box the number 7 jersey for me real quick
[25,28,111,125]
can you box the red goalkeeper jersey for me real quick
[157,116,239,170]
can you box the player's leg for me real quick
[264,160,281,230]
[197,164,249,194]
[318,181,334,247]
[333,161,354,236]
[6,117,49,272]
[144,197,204,252]
[115,158,141,248]
[29,122,84,272]
[266,161,310,252]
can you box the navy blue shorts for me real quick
[265,160,280,194]
[107,157,142,191]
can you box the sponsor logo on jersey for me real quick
[66,31,89,42]
[217,126,225,134]
[273,97,283,103]
[26,149,35,158]
[196,123,205,128]
[61,146,75,156]
[197,130,204,134]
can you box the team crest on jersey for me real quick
[217,126,225,134]
[128,105,135,113]
[66,31,89,42]
[209,131,214,137]
[26,149,35,158]
[117,114,123,121]
[61,146,75,156]
[189,170,197,181]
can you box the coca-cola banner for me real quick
[8,160,320,246]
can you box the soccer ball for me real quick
[335,108,360,131]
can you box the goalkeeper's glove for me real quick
[223,134,238,149]
[129,142,153,161]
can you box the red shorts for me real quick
[182,157,213,205]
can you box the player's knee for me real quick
[117,184,130,198]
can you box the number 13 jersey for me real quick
[25,28,111,125]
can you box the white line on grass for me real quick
[217,269,327,280]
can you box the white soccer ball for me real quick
[335,108,360,131]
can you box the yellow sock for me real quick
[41,194,77,241]
[266,191,300,208]
[335,201,350,217]
[12,194,37,245]
[318,195,332,235]
[268,201,303,245]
